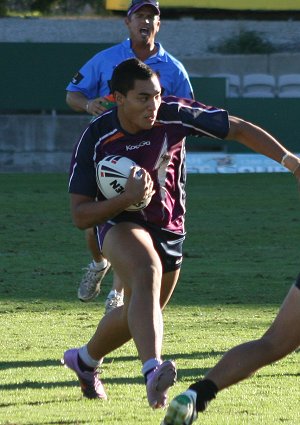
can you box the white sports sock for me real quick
[92,259,107,270]
[142,358,161,376]
[107,289,117,297]
[78,345,103,368]
[107,289,123,298]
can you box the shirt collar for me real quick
[123,38,166,61]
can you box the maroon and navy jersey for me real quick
[69,96,229,234]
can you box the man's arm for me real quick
[66,91,112,116]
[227,115,300,179]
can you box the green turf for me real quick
[0,173,299,424]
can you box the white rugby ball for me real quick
[96,155,152,211]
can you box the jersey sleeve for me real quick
[182,98,229,139]
[68,126,98,198]
[160,97,230,140]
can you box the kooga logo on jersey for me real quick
[126,141,151,151]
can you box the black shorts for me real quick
[97,219,185,273]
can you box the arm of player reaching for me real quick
[227,115,300,182]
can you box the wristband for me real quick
[86,101,90,113]
[281,153,300,174]
[293,163,300,175]
[281,153,290,166]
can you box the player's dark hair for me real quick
[110,58,156,95]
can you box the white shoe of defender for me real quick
[77,261,111,302]
[162,390,198,425]
[104,290,124,314]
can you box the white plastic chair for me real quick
[278,74,300,98]
[210,73,241,98]
[242,73,276,98]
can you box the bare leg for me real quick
[86,227,124,299]
[77,227,111,302]
[105,273,124,314]
[85,227,104,262]
[110,273,124,293]
[87,222,180,363]
[85,228,125,292]
[162,285,300,424]
[206,284,300,390]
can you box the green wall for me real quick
[225,98,299,153]
[1,43,299,153]
[190,78,300,153]
[0,42,112,111]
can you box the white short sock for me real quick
[92,259,107,270]
[142,358,161,376]
[107,289,123,298]
[78,345,102,368]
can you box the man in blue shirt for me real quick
[66,7,193,109]
[66,0,194,312]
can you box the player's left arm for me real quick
[70,168,153,229]
[227,115,300,182]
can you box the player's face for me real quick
[125,6,160,45]
[116,76,162,134]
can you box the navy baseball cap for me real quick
[127,0,160,16]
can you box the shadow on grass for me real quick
[0,377,142,392]
[0,351,226,371]
[0,359,61,370]
[2,371,299,394]
[1,353,299,399]
[0,396,80,408]
[0,380,88,392]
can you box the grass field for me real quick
[0,172,299,425]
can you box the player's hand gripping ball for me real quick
[96,155,152,211]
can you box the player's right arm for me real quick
[227,115,300,173]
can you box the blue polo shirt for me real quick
[66,39,194,99]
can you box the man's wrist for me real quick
[281,153,300,174]
[293,164,300,177]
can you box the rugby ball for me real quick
[96,155,152,211]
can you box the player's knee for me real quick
[133,263,162,293]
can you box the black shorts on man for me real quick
[97,218,185,273]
